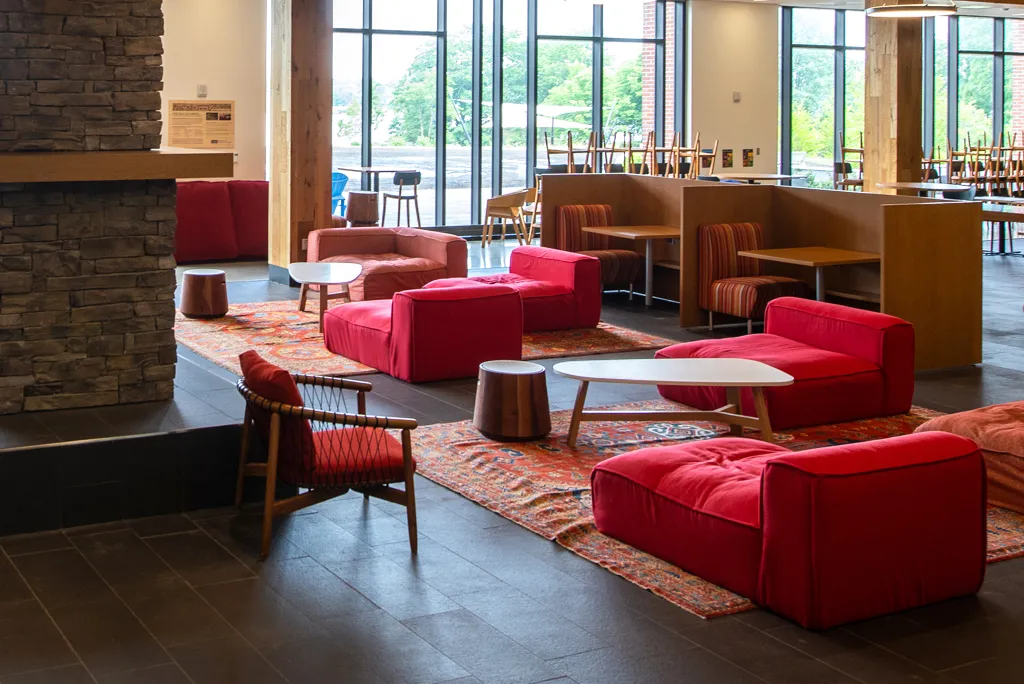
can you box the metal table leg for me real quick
[645,238,654,307]
[815,266,826,301]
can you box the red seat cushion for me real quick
[323,300,393,374]
[592,439,788,598]
[227,180,269,258]
[655,334,884,430]
[175,181,239,263]
[708,277,812,320]
[297,427,409,488]
[470,273,574,332]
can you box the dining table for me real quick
[874,181,970,195]
[736,246,881,301]
[716,173,807,184]
[580,224,679,306]
[337,166,416,193]
[980,205,1024,256]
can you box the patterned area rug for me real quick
[412,400,1024,619]
[174,301,676,376]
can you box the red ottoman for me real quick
[656,297,915,430]
[323,283,523,383]
[425,246,601,332]
[592,432,987,629]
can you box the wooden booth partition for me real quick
[881,201,982,370]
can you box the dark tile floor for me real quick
[1,242,1023,683]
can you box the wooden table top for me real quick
[875,181,969,192]
[337,166,416,175]
[581,225,678,240]
[737,247,881,267]
[717,173,806,182]
[553,358,794,387]
[982,209,1024,222]
[288,261,363,285]
[980,196,1024,205]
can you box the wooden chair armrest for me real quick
[291,373,373,393]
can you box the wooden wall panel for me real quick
[269,0,333,272]
[882,202,982,370]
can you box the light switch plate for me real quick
[732,91,741,103]
[301,238,309,251]
[197,84,208,98]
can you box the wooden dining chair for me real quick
[482,189,530,247]
[381,171,422,227]
[699,139,720,177]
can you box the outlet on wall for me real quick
[197,84,208,98]
[301,238,309,251]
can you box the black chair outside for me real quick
[382,171,422,227]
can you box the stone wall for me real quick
[0,0,163,152]
[0,180,177,414]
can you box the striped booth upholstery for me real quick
[556,204,641,289]
[698,222,810,328]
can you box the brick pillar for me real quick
[1010,21,1024,142]
[641,2,675,139]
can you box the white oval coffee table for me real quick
[288,262,363,332]
[553,358,794,447]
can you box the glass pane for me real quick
[372,35,437,224]
[333,0,362,29]
[603,42,644,143]
[538,0,593,37]
[1005,57,1024,145]
[445,0,473,226]
[792,8,835,46]
[958,54,994,147]
[791,48,835,188]
[1007,19,1024,53]
[502,0,528,194]
[332,33,362,209]
[481,0,493,218]
[372,0,437,32]
[601,0,645,39]
[959,17,994,52]
[538,40,593,167]
[844,11,865,48]
[845,50,865,152]
[935,17,949,154]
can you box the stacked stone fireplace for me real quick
[0,0,176,415]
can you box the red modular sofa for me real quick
[175,180,269,263]
[656,297,915,430]
[323,283,522,383]
[423,246,601,332]
[307,227,467,302]
[592,432,987,629]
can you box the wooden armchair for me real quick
[236,351,418,558]
[482,189,530,247]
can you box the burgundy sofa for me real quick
[175,180,268,263]
[656,297,915,430]
[592,432,987,629]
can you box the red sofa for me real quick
[423,246,601,331]
[175,180,269,263]
[656,297,915,430]
[322,283,522,383]
[592,432,987,629]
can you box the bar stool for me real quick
[180,268,229,319]
[473,360,551,441]
[382,171,422,228]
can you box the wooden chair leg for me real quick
[402,429,418,554]
[261,414,281,559]
[235,407,251,508]
[381,197,388,227]
[747,319,753,335]
[406,199,412,227]
[414,198,421,227]
[708,310,714,331]
[298,284,308,313]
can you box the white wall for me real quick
[162,0,268,180]
[688,1,779,175]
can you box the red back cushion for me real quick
[175,181,240,264]
[227,181,269,258]
[238,351,314,482]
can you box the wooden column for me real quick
[863,5,922,194]
[269,0,333,278]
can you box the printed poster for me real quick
[722,149,734,168]
[742,149,755,168]
[168,100,235,149]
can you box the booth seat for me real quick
[423,246,601,331]
[323,283,522,383]
[656,297,915,430]
[592,432,986,629]
[175,180,269,264]
[307,227,467,302]
[555,204,641,291]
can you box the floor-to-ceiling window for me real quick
[780,7,865,188]
[333,0,683,229]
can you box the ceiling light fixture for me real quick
[865,1,957,18]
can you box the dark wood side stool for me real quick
[346,191,380,227]
[180,268,229,319]
[473,360,551,441]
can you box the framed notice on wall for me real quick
[168,100,235,149]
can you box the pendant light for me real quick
[865,2,957,18]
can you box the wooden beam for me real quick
[863,5,922,194]
[269,0,333,273]
[0,148,233,183]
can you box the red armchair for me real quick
[656,297,915,430]
[592,432,987,629]
[424,246,601,331]
[323,283,523,383]
[307,226,468,302]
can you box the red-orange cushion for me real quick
[239,350,303,407]
[298,427,409,487]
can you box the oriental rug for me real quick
[412,400,1024,619]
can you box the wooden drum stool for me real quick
[346,191,380,227]
[473,361,551,441]
[180,268,229,319]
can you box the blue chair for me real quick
[332,172,349,217]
